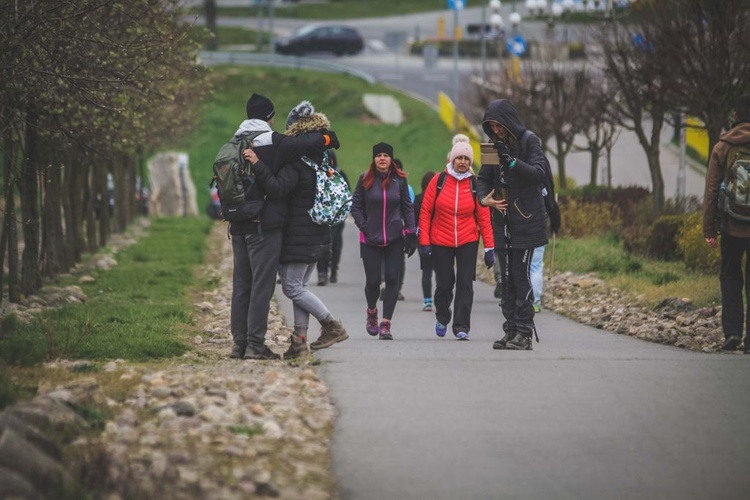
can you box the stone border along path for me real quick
[1,221,337,499]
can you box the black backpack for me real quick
[209,130,266,223]
[520,130,560,232]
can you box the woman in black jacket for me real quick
[244,101,348,357]
[476,99,549,351]
[350,142,417,340]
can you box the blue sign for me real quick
[448,0,465,11]
[507,35,527,57]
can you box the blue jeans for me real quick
[530,245,545,307]
[279,262,334,333]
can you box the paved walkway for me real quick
[276,222,750,499]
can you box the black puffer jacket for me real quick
[476,99,548,250]
[250,113,332,264]
[228,119,330,237]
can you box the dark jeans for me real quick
[230,228,282,349]
[432,242,479,334]
[419,253,434,300]
[317,222,344,276]
[361,241,404,320]
[720,233,750,337]
[497,247,535,336]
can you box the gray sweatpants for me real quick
[279,262,333,334]
[230,228,282,349]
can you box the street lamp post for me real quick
[481,0,503,83]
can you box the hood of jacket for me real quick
[285,112,331,137]
[719,121,750,147]
[481,99,526,142]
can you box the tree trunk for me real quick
[204,0,218,51]
[19,110,42,296]
[64,149,84,263]
[589,147,601,187]
[96,165,110,248]
[84,161,97,254]
[2,127,20,303]
[41,150,68,278]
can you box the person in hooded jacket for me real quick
[243,101,349,358]
[418,137,496,341]
[229,93,339,361]
[703,93,750,354]
[350,142,418,340]
[476,99,548,351]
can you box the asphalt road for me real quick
[276,224,750,499]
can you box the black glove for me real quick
[404,232,417,257]
[420,245,432,257]
[323,130,340,150]
[549,205,561,234]
[493,140,510,156]
[494,141,514,167]
[484,249,495,269]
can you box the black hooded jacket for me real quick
[249,112,333,264]
[476,99,548,250]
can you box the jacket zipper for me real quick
[382,184,387,245]
[453,180,459,247]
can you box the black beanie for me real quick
[373,142,394,159]
[246,93,275,121]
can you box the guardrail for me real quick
[198,51,376,85]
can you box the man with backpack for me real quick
[477,99,549,351]
[703,93,750,354]
[224,93,339,360]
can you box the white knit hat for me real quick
[449,135,473,165]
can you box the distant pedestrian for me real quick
[413,170,438,311]
[244,101,348,357]
[393,157,415,302]
[227,93,338,360]
[316,149,349,286]
[703,93,750,354]
[477,99,549,351]
[418,136,495,340]
[351,142,417,340]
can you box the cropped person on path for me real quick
[477,99,549,351]
[243,101,348,357]
[228,93,339,360]
[418,136,495,340]
[413,170,438,311]
[350,142,417,340]
[316,150,349,286]
[703,93,750,354]
[393,157,415,301]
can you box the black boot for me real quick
[493,321,515,350]
[330,268,338,284]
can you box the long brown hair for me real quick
[362,160,407,191]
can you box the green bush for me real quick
[558,198,621,237]
[621,224,652,257]
[677,213,720,271]
[409,39,503,58]
[647,215,685,261]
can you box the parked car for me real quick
[274,24,364,56]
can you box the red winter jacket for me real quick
[418,171,494,249]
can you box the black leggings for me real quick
[419,253,434,300]
[361,241,404,320]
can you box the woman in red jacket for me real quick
[418,137,498,340]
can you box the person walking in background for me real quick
[228,93,338,360]
[413,170,437,311]
[703,93,750,354]
[316,149,349,286]
[418,136,495,341]
[477,99,549,351]
[393,157,415,301]
[351,143,417,340]
[244,100,348,357]
[529,142,561,313]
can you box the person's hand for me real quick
[549,206,561,234]
[323,130,340,149]
[484,249,495,268]
[493,141,510,156]
[480,189,507,213]
[242,148,258,165]
[499,153,514,168]
[705,237,718,248]
[420,245,432,257]
[404,232,418,257]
